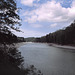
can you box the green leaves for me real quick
[0,0,21,31]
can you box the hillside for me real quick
[24,37,35,42]
[35,21,75,45]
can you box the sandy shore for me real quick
[49,43,75,50]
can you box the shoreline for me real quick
[49,43,75,50]
[1,42,75,50]
[14,42,26,48]
[15,42,75,50]
[0,42,26,50]
[16,42,75,50]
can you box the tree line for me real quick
[35,21,75,45]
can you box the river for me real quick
[18,42,75,75]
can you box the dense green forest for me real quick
[35,21,75,45]
[24,37,35,42]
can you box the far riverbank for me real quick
[49,43,75,50]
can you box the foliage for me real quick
[0,30,18,44]
[0,46,43,75]
[35,21,75,45]
[0,46,24,66]
[0,46,25,75]
[0,0,21,32]
[24,37,35,42]
[17,37,26,42]
[25,65,43,75]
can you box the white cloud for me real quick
[21,0,40,6]
[50,23,57,28]
[12,28,45,38]
[21,0,35,6]
[23,0,75,24]
[37,0,40,2]
[25,15,38,23]
[30,24,42,28]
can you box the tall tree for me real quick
[0,0,21,32]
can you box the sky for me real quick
[13,0,75,38]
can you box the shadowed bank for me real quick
[0,44,43,75]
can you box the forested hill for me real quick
[35,21,75,45]
[24,37,35,42]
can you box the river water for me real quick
[18,42,75,75]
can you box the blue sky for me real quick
[14,0,75,38]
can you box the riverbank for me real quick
[0,42,43,75]
[0,42,26,75]
[14,42,26,48]
[49,43,75,50]
[14,42,75,50]
[15,42,75,50]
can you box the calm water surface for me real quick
[18,42,75,75]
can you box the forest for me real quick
[24,37,35,42]
[35,21,75,45]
